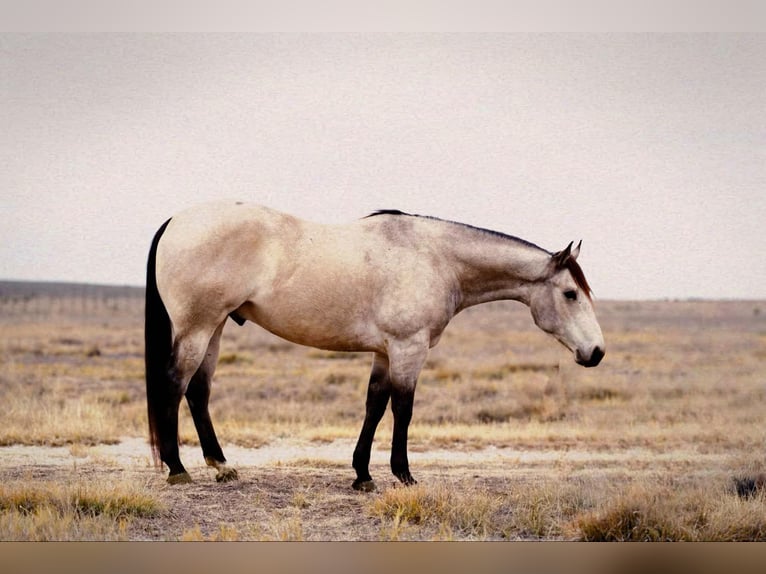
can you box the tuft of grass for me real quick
[578,497,688,541]
[262,511,304,541]
[0,506,131,541]
[702,495,766,541]
[0,479,162,519]
[576,482,766,541]
[0,479,163,541]
[291,488,312,509]
[368,484,499,540]
[179,525,206,541]
[180,524,242,541]
[499,480,598,540]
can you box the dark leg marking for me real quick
[186,322,238,483]
[186,369,226,466]
[390,385,417,486]
[352,355,391,492]
[161,361,192,484]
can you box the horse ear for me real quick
[551,241,574,268]
[571,240,582,261]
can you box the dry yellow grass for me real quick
[369,484,500,540]
[0,285,765,540]
[0,477,163,541]
[364,474,766,541]
[577,480,766,541]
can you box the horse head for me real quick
[529,241,605,367]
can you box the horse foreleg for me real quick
[352,353,391,492]
[387,336,429,487]
[186,321,239,483]
[390,385,417,485]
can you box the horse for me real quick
[145,200,605,489]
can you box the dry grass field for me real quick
[0,281,765,541]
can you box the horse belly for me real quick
[235,299,381,353]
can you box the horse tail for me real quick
[144,218,173,466]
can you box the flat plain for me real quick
[0,281,765,540]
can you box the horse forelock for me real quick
[565,258,593,300]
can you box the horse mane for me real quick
[366,209,594,299]
[364,210,546,252]
[366,209,411,217]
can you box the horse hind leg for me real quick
[185,321,238,483]
[160,327,220,484]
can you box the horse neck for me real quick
[444,229,550,311]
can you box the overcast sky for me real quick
[1,34,764,299]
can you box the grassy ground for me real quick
[0,283,764,540]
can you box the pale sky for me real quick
[1,34,764,299]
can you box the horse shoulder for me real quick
[365,249,459,345]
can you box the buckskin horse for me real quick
[145,201,605,490]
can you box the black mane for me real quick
[364,209,548,253]
[365,209,411,218]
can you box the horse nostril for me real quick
[575,346,605,367]
[578,346,604,367]
[589,346,605,367]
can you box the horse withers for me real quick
[145,201,604,489]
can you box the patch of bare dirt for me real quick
[0,437,505,540]
[0,436,738,541]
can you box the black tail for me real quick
[145,218,173,466]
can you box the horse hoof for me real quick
[395,473,417,487]
[167,472,193,485]
[352,479,377,492]
[215,467,239,483]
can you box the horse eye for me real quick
[564,290,577,301]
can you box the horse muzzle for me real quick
[575,346,605,368]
